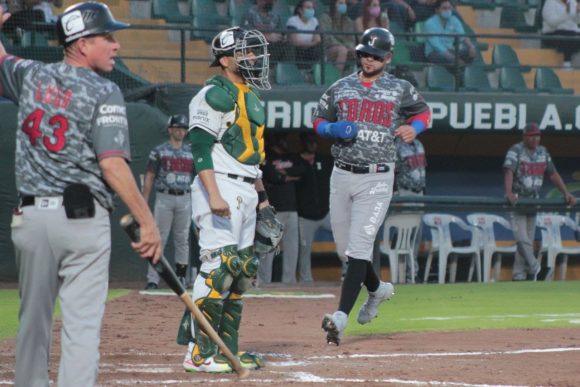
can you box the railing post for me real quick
[180,28,186,83]
[453,34,460,92]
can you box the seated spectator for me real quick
[346,0,361,20]
[242,0,293,63]
[380,0,415,31]
[424,0,474,67]
[286,0,323,67]
[355,0,390,33]
[542,0,580,68]
[32,0,62,23]
[408,0,437,22]
[319,0,357,74]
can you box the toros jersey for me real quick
[503,142,555,198]
[313,72,429,164]
[0,56,131,210]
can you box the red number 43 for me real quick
[21,109,69,152]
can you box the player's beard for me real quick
[361,65,385,79]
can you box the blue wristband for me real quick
[411,121,426,135]
[316,121,333,137]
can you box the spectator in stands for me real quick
[503,123,577,281]
[32,0,62,23]
[542,0,580,68]
[241,0,292,63]
[295,133,334,283]
[355,0,390,33]
[319,0,357,74]
[424,0,475,67]
[380,0,416,31]
[258,134,304,285]
[346,0,361,20]
[408,0,437,22]
[286,0,322,67]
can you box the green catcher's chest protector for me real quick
[205,75,266,165]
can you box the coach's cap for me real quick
[524,122,541,136]
[167,114,188,129]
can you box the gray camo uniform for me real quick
[0,56,130,387]
[313,71,429,262]
[503,142,555,279]
[146,141,194,285]
[395,138,426,194]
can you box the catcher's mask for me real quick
[210,27,271,90]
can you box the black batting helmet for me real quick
[355,27,395,58]
[56,2,129,46]
[167,114,188,129]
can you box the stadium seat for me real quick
[456,0,496,10]
[275,62,307,85]
[492,44,531,72]
[191,0,230,42]
[462,65,495,92]
[151,0,190,23]
[466,213,516,282]
[423,214,482,284]
[536,214,580,280]
[379,213,423,284]
[20,31,50,47]
[498,67,535,93]
[495,0,530,9]
[534,67,574,95]
[312,62,341,86]
[102,58,152,92]
[499,6,537,33]
[425,65,456,91]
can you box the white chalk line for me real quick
[139,290,335,299]
[403,312,580,321]
[1,347,577,386]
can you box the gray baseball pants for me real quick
[257,211,299,284]
[510,212,540,280]
[147,192,192,284]
[298,212,333,282]
[12,198,110,387]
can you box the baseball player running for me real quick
[181,26,271,373]
[142,114,194,290]
[312,27,431,345]
[0,3,162,386]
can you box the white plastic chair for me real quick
[423,214,481,284]
[379,213,422,284]
[535,213,580,280]
[466,213,516,283]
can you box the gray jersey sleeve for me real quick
[92,87,131,161]
[399,81,429,119]
[312,86,338,122]
[0,56,42,103]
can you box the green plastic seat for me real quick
[275,62,307,85]
[425,65,456,91]
[191,0,230,42]
[229,0,252,26]
[312,62,341,86]
[498,67,535,93]
[534,67,574,94]
[492,44,531,72]
[462,65,495,92]
[456,0,496,10]
[151,0,190,23]
[500,6,537,33]
[20,31,50,47]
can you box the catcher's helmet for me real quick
[209,26,271,90]
[56,2,130,46]
[168,114,188,129]
[355,27,395,58]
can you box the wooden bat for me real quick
[120,214,249,378]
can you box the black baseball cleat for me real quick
[322,312,347,346]
[145,282,158,290]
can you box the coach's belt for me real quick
[218,173,256,184]
[335,160,390,174]
[158,188,190,196]
[20,195,63,208]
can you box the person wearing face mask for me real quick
[355,0,390,33]
[319,0,357,74]
[286,0,322,68]
[423,0,475,68]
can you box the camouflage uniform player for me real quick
[503,122,576,281]
[181,27,271,373]
[312,27,431,345]
[0,3,162,386]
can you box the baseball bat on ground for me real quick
[120,214,249,378]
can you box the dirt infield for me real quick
[1,283,580,386]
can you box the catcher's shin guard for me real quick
[218,247,258,356]
[192,297,223,359]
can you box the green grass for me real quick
[349,281,580,336]
[0,289,131,340]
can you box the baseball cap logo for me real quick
[61,10,85,37]
[369,35,377,47]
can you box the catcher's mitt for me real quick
[254,205,284,254]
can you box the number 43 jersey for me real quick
[0,57,131,211]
